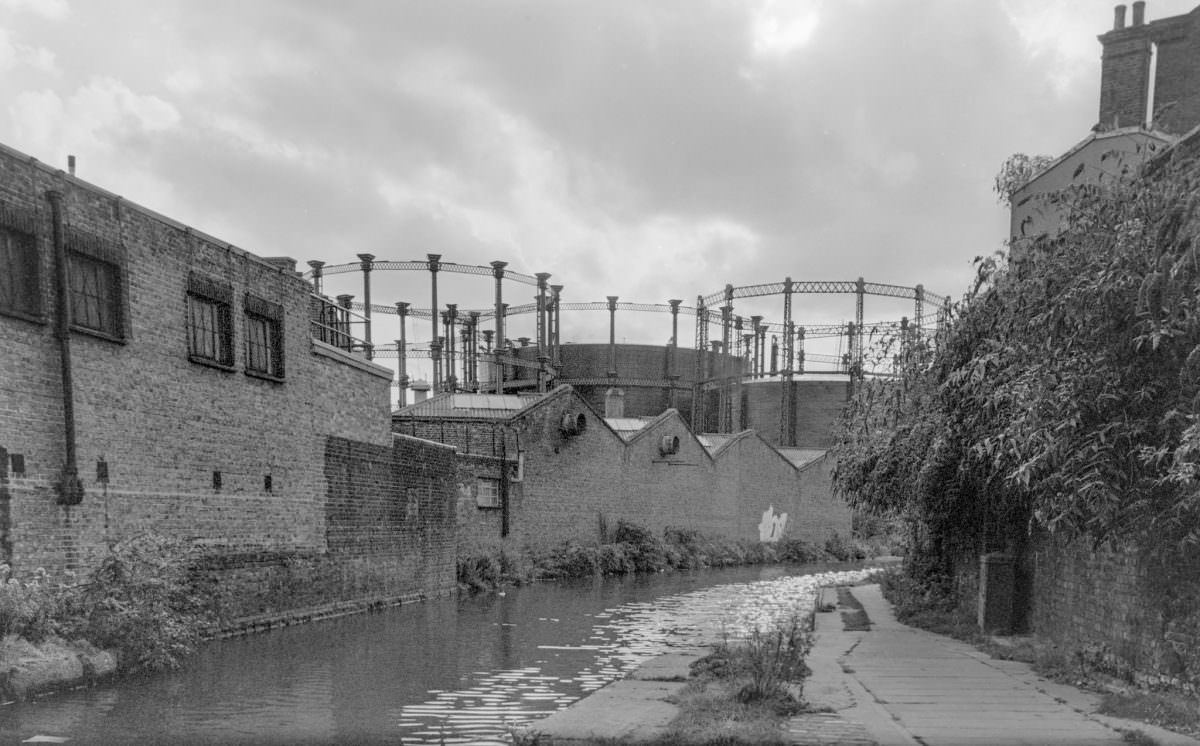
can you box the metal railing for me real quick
[309,294,374,358]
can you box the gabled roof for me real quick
[777,448,828,471]
[605,417,653,439]
[394,391,546,420]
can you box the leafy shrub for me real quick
[0,565,63,642]
[59,534,215,673]
[613,521,669,572]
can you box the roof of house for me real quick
[777,448,827,470]
[393,392,546,420]
[605,417,652,439]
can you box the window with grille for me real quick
[187,273,233,367]
[476,478,500,508]
[69,252,122,338]
[244,294,284,379]
[66,229,126,342]
[0,226,40,320]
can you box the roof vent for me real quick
[659,434,681,456]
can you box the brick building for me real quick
[392,386,852,555]
[0,141,457,628]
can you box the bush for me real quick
[0,565,63,642]
[613,521,669,573]
[59,534,215,673]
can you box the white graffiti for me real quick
[758,504,788,542]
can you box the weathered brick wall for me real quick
[742,379,849,447]
[423,391,853,554]
[1029,534,1200,690]
[0,142,464,630]
[619,416,725,537]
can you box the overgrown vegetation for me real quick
[0,534,216,674]
[654,616,813,745]
[457,521,858,591]
[835,149,1200,593]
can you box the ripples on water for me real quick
[0,565,876,745]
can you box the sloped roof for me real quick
[777,448,827,470]
[605,417,651,439]
[394,392,546,420]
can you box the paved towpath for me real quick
[794,583,1200,746]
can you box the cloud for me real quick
[0,0,68,20]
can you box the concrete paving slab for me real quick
[523,678,687,744]
[628,648,708,682]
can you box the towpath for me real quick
[527,582,1200,745]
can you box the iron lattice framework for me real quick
[304,258,953,444]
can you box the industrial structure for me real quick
[304,257,948,446]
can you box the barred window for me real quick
[0,226,40,319]
[244,294,284,379]
[67,229,127,342]
[69,252,121,337]
[187,273,233,367]
[476,478,500,508]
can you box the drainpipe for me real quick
[47,191,83,506]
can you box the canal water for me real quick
[0,563,873,745]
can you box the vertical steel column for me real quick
[468,311,481,390]
[914,284,925,342]
[307,260,325,296]
[396,302,410,407]
[445,304,458,392]
[357,253,375,359]
[796,326,806,374]
[750,316,763,378]
[855,276,866,375]
[846,322,857,376]
[668,299,681,410]
[535,272,551,393]
[779,278,794,446]
[606,296,619,381]
[427,254,442,391]
[720,304,732,433]
[491,261,507,394]
[692,297,708,431]
[550,284,563,368]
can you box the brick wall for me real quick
[433,389,853,554]
[1029,533,1200,689]
[0,141,462,630]
[742,379,850,447]
[1098,6,1200,134]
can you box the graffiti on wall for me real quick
[758,504,788,542]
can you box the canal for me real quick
[0,563,873,745]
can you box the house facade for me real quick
[0,142,457,627]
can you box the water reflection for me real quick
[0,563,868,745]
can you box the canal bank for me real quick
[523,583,1200,746]
[0,563,871,745]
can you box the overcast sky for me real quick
[3,0,1195,355]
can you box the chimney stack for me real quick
[1098,3,1153,130]
[67,155,75,176]
[411,380,432,403]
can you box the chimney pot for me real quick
[1132,1,1145,26]
[67,155,76,176]
[1114,4,1127,29]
